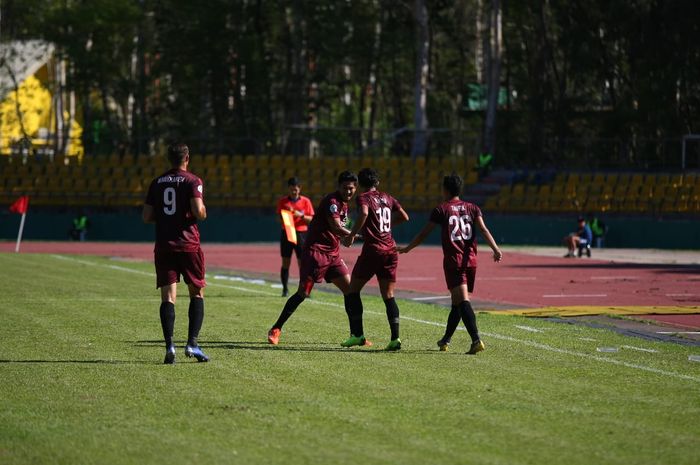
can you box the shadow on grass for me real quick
[132,340,447,354]
[0,359,155,365]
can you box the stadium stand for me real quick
[2,154,697,214]
[0,154,478,211]
[483,171,700,215]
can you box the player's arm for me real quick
[397,221,437,254]
[476,215,502,262]
[142,204,155,224]
[342,204,369,247]
[392,207,409,227]
[190,197,207,221]
[327,214,351,238]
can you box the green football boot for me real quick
[340,335,373,348]
[384,339,402,351]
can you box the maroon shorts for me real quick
[299,248,349,290]
[154,248,206,289]
[352,250,398,282]
[443,264,476,292]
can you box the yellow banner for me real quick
[281,210,297,244]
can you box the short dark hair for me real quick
[443,173,463,197]
[167,143,189,166]
[337,170,358,185]
[358,168,379,188]
[288,176,301,186]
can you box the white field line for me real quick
[514,325,544,333]
[49,255,700,383]
[579,337,597,342]
[411,295,452,301]
[622,345,659,354]
[542,294,608,298]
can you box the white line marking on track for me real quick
[514,325,543,333]
[665,293,696,297]
[411,295,452,301]
[590,276,640,280]
[49,254,700,384]
[621,345,659,353]
[543,294,607,298]
[656,331,700,335]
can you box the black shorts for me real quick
[280,230,307,258]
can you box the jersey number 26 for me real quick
[449,215,472,242]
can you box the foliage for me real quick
[1,0,698,163]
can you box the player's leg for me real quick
[452,268,484,354]
[334,274,371,347]
[160,283,178,364]
[180,250,209,362]
[378,278,402,350]
[280,231,293,296]
[342,274,369,344]
[377,253,401,350]
[155,249,178,364]
[437,305,461,351]
[268,250,318,344]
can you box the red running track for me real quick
[3,241,699,310]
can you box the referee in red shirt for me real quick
[276,177,315,296]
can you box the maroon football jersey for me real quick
[145,168,204,252]
[430,199,482,268]
[304,191,349,256]
[356,189,402,254]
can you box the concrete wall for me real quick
[1,209,698,249]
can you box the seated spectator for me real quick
[563,216,592,258]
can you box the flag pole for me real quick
[15,211,27,253]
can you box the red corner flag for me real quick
[9,196,29,214]
[9,196,29,253]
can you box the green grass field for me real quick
[1,253,699,465]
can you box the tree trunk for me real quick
[411,0,429,159]
[482,0,501,157]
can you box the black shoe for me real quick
[163,345,176,364]
[282,288,289,297]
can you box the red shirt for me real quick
[145,168,204,252]
[276,195,315,232]
[304,191,349,256]
[430,199,482,268]
[356,189,402,255]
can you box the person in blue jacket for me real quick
[563,216,592,258]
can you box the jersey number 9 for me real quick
[163,187,177,215]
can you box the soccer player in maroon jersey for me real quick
[142,143,209,364]
[267,171,369,346]
[276,177,315,297]
[341,168,409,350]
[398,173,502,354]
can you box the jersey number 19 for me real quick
[376,207,391,233]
